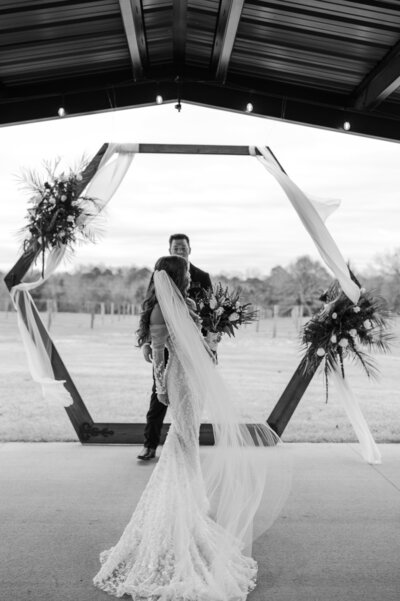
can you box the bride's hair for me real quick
[137,255,189,347]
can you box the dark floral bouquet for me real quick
[19,159,101,275]
[195,283,258,341]
[301,276,393,400]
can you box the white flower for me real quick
[60,195,67,201]
[316,347,326,357]
[330,334,337,343]
[349,328,357,337]
[215,307,224,316]
[353,306,361,313]
[363,319,372,330]
[67,216,75,223]
[332,312,337,319]
[228,312,239,322]
[338,338,349,348]
[209,297,217,309]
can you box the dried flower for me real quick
[332,312,337,319]
[316,347,326,357]
[330,334,337,343]
[349,328,357,337]
[363,319,372,330]
[353,306,361,313]
[338,338,349,348]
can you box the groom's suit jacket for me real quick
[188,262,212,301]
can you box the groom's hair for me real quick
[169,233,190,247]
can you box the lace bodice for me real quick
[149,324,169,396]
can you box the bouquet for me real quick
[19,159,101,275]
[301,277,393,400]
[195,283,258,349]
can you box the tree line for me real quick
[1,249,399,316]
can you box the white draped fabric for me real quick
[331,367,382,464]
[10,144,136,407]
[251,146,360,305]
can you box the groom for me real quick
[137,233,212,460]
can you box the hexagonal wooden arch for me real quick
[4,143,321,444]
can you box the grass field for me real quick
[0,310,399,442]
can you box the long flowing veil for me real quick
[154,270,291,554]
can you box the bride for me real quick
[93,255,289,600]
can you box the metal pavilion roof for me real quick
[1,0,400,141]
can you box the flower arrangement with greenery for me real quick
[301,274,393,400]
[195,283,258,337]
[19,160,101,275]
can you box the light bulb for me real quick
[343,121,351,131]
[246,102,253,113]
[156,95,163,105]
[58,107,66,117]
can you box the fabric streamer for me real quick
[250,145,360,305]
[10,144,136,407]
[331,366,381,464]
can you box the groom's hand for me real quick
[142,343,153,363]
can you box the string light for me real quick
[58,107,66,117]
[343,121,351,131]
[156,95,163,104]
[246,102,253,113]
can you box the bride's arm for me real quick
[150,305,169,405]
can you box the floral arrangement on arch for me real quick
[19,159,101,275]
[195,283,258,340]
[301,274,393,399]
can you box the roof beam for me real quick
[352,39,400,110]
[173,0,187,75]
[211,0,245,83]
[119,0,148,81]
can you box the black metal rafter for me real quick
[173,0,187,75]
[352,37,400,111]
[211,0,245,83]
[118,0,148,81]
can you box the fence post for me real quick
[272,304,279,338]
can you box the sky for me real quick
[1,102,400,278]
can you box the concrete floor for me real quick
[0,442,399,601]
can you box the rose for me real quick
[209,297,217,309]
[338,338,349,348]
[353,306,360,313]
[330,334,337,343]
[228,312,239,322]
[332,312,337,319]
[349,328,357,337]
[316,347,326,357]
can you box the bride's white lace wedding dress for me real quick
[93,270,288,600]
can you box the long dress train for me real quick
[93,324,257,600]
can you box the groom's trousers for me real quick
[143,348,169,449]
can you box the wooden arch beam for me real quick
[119,0,148,81]
[5,143,317,443]
[211,0,245,83]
